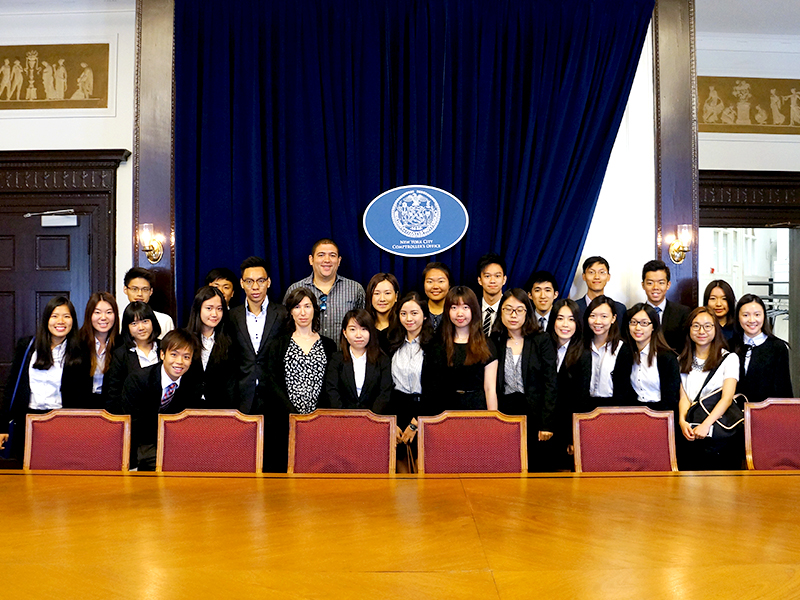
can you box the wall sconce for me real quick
[139,223,164,264]
[667,224,692,265]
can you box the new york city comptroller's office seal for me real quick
[391,189,441,238]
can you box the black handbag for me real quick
[686,359,744,439]
[1,339,34,460]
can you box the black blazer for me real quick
[613,344,680,411]
[262,334,338,416]
[324,351,393,413]
[2,336,92,433]
[189,329,239,409]
[103,343,159,414]
[229,301,287,414]
[121,363,202,447]
[493,332,558,432]
[734,335,793,404]
[660,300,691,354]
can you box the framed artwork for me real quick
[699,76,800,135]
[0,38,116,118]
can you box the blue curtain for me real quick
[174,0,654,319]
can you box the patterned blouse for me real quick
[284,338,327,413]
[503,347,524,395]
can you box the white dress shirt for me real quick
[535,310,551,331]
[154,310,175,339]
[590,339,622,398]
[28,341,67,410]
[350,349,367,396]
[201,332,215,370]
[481,298,502,331]
[556,342,568,372]
[391,337,424,394]
[646,299,667,323]
[134,343,159,368]
[92,337,108,394]
[245,299,269,351]
[630,348,661,403]
[680,352,739,400]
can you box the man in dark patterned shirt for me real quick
[283,239,365,341]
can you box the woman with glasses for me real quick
[614,303,680,412]
[491,289,557,471]
[583,295,625,409]
[677,307,741,470]
[731,294,792,404]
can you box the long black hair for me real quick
[120,301,161,349]
[549,298,584,370]
[388,291,435,353]
[186,286,232,361]
[32,296,83,370]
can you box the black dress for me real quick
[435,340,497,410]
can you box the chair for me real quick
[745,398,800,470]
[24,409,131,471]
[156,410,264,473]
[288,409,396,474]
[417,411,527,474]
[573,407,677,473]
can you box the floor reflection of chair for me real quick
[417,411,527,474]
[573,407,677,473]
[24,409,131,471]
[288,409,396,474]
[157,409,264,473]
[746,398,800,470]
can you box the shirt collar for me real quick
[647,299,667,312]
[349,348,368,364]
[481,298,501,312]
[744,332,768,346]
[245,298,268,316]
[161,365,182,389]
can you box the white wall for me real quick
[697,32,800,171]
[0,1,136,302]
[569,28,655,308]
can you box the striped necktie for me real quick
[483,307,494,337]
[161,382,178,408]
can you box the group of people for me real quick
[0,238,793,473]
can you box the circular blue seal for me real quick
[363,185,469,257]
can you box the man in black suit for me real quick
[229,256,287,414]
[122,329,201,471]
[574,256,626,324]
[641,259,690,353]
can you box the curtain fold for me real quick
[175,0,655,319]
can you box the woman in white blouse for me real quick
[1,297,90,461]
[186,286,237,408]
[582,295,625,408]
[103,301,162,414]
[79,292,120,407]
[677,307,742,470]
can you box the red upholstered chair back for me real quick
[746,398,800,470]
[24,410,131,471]
[417,411,527,474]
[288,409,396,474]
[157,410,264,473]
[573,407,677,473]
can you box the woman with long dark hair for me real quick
[365,273,400,354]
[186,285,237,408]
[615,303,680,412]
[703,279,736,341]
[103,301,162,414]
[583,295,625,408]
[436,286,498,410]
[732,293,792,403]
[677,307,742,470]
[79,292,120,406]
[492,288,557,470]
[324,309,392,412]
[1,297,90,461]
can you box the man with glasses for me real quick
[641,259,690,353]
[123,267,174,339]
[283,239,365,341]
[230,256,287,414]
[574,256,626,323]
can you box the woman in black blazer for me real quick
[614,303,680,412]
[79,292,121,408]
[491,289,557,471]
[103,302,162,414]
[262,288,337,472]
[185,286,238,408]
[549,298,591,469]
[732,294,793,403]
[1,296,90,462]
[324,309,393,413]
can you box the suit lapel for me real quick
[257,304,277,354]
[521,338,533,387]
[360,360,377,399]
[343,360,358,400]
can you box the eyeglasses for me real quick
[501,306,527,316]
[319,294,328,312]
[126,286,151,294]
[691,323,715,332]
[628,319,652,328]
[242,278,268,288]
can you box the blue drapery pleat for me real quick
[174,0,654,319]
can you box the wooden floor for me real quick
[3,471,800,599]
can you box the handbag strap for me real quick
[692,359,724,405]
[8,339,35,412]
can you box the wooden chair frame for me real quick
[24,409,132,471]
[573,406,678,473]
[416,410,527,474]
[156,409,264,473]
[288,409,397,474]
[745,398,800,470]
